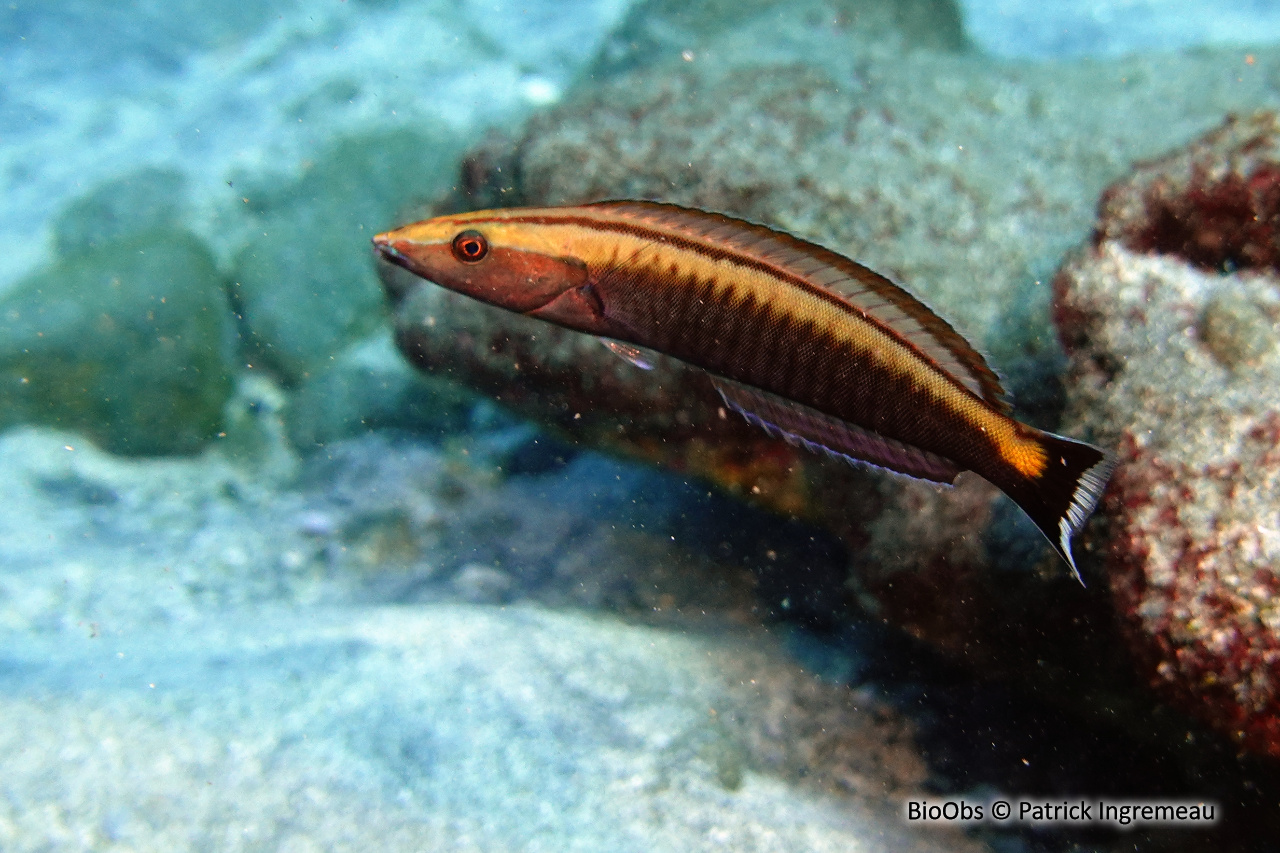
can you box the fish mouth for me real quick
[371,234,409,268]
[371,235,421,304]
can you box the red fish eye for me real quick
[451,230,489,263]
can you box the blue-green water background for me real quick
[2,2,1280,851]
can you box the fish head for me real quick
[373,209,590,315]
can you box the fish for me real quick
[373,201,1113,582]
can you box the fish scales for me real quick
[598,234,893,425]
[374,201,1114,581]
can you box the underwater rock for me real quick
[450,562,515,602]
[283,330,476,449]
[51,166,189,254]
[386,28,1280,667]
[1091,111,1280,277]
[1054,113,1280,758]
[0,229,236,456]
[231,127,462,383]
[590,0,967,79]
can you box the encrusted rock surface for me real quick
[386,14,1280,668]
[1093,111,1280,276]
[1055,112,1280,757]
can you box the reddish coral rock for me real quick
[1056,113,1280,757]
[1095,111,1280,274]
[382,39,1280,680]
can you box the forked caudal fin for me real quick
[998,430,1114,585]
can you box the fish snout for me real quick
[371,232,402,262]
[371,234,419,305]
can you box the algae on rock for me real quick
[1054,112,1280,759]
[0,229,236,456]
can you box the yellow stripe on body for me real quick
[434,208,1050,480]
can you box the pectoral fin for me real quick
[601,339,656,370]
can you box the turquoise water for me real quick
[2,2,1279,850]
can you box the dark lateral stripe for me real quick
[490,205,1006,410]
[503,211,869,316]
[600,202,1009,412]
[599,201,1009,411]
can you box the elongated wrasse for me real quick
[374,202,1113,581]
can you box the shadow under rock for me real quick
[432,443,855,628]
[783,616,1280,853]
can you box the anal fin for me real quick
[712,378,960,484]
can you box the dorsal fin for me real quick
[713,378,961,484]
[586,200,1009,413]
